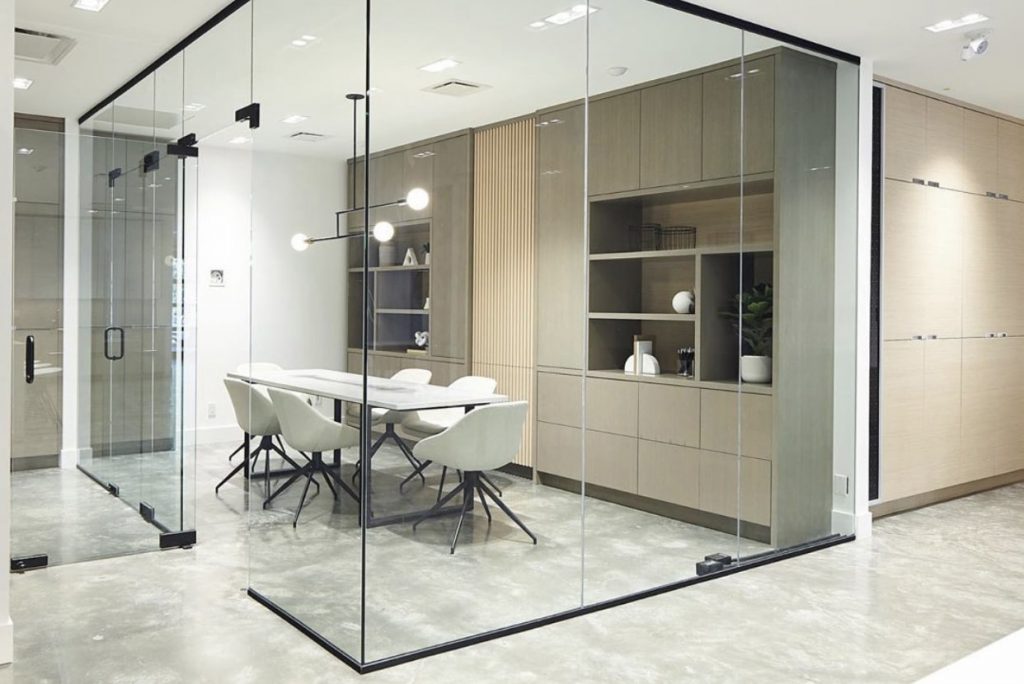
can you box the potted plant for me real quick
[720,283,773,383]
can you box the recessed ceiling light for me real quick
[228,136,251,145]
[419,58,460,73]
[291,39,308,47]
[925,13,989,33]
[301,35,317,41]
[528,21,547,29]
[607,66,628,77]
[282,114,308,124]
[542,4,598,26]
[17,147,33,155]
[183,102,205,113]
[72,0,110,11]
[13,77,33,90]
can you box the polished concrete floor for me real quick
[3,445,1023,682]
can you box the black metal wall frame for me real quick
[78,0,860,124]
[78,0,865,674]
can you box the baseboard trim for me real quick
[0,616,12,665]
[59,447,88,470]
[872,468,1024,518]
[188,425,241,446]
[831,508,872,538]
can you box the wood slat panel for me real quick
[472,119,537,466]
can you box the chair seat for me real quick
[401,407,464,437]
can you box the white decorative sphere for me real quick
[671,290,694,314]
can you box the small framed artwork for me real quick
[209,269,225,287]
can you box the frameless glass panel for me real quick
[582,1,747,604]
[245,0,365,660]
[362,0,587,662]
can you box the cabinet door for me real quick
[368,151,404,225]
[348,159,365,229]
[537,371,582,427]
[962,196,1024,337]
[536,106,586,369]
[997,120,1024,201]
[537,422,582,480]
[702,56,774,180]
[638,382,699,447]
[925,98,965,190]
[698,449,771,526]
[637,440,699,508]
[882,180,962,340]
[588,92,640,196]
[585,377,638,437]
[879,340,925,502]
[585,429,638,493]
[963,110,999,196]
[401,144,434,222]
[884,87,927,183]
[640,76,701,188]
[699,389,773,460]
[429,135,471,360]
[962,336,1024,478]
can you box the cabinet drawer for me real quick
[638,383,700,447]
[585,377,638,436]
[699,450,771,526]
[638,440,699,509]
[536,422,582,480]
[585,430,638,494]
[537,372,583,427]
[699,390,773,460]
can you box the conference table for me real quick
[227,368,507,527]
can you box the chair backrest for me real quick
[414,401,528,472]
[224,378,280,436]
[391,367,431,384]
[448,375,497,394]
[268,387,360,453]
[235,362,283,376]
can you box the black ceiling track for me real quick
[235,102,261,129]
[78,0,859,127]
[167,133,199,158]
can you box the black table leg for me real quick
[333,399,342,467]
[242,432,251,479]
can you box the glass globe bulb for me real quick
[290,232,310,252]
[405,187,430,212]
[372,221,395,243]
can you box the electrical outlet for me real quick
[833,474,849,496]
[207,402,216,419]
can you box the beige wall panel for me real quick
[638,383,700,447]
[637,440,699,508]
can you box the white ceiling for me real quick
[14,0,1024,157]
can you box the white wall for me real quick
[191,146,347,445]
[1,0,15,664]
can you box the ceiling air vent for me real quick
[289,132,329,142]
[423,79,490,97]
[15,28,76,66]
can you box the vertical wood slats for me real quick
[472,119,536,467]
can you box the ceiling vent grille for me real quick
[289,132,328,142]
[15,28,76,66]
[423,79,490,97]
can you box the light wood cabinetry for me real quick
[699,450,771,526]
[640,76,702,188]
[536,105,585,370]
[701,56,774,179]
[585,377,638,437]
[368,151,404,225]
[699,389,773,461]
[585,430,638,493]
[997,120,1024,201]
[962,197,1024,338]
[588,92,640,195]
[536,421,582,481]
[882,179,962,340]
[430,134,471,359]
[637,441,699,508]
[883,87,927,184]
[400,145,434,222]
[637,383,699,447]
[537,371,582,428]
[924,98,966,191]
[961,337,1024,480]
[963,110,998,196]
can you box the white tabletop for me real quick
[227,368,507,411]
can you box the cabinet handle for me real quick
[986,191,998,198]
[1000,332,1009,338]
[911,178,926,185]
[912,335,924,340]
[25,335,35,384]
[926,180,940,188]
[927,334,938,340]
[998,193,1009,200]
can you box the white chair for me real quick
[346,367,431,481]
[226,362,283,464]
[265,388,361,526]
[218,378,308,493]
[411,401,535,554]
[399,375,499,494]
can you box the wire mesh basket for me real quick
[627,223,697,251]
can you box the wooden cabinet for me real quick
[588,92,640,195]
[367,151,404,224]
[536,105,586,370]
[585,377,638,436]
[963,110,998,196]
[639,76,701,188]
[637,441,699,508]
[962,197,1024,338]
[701,56,774,179]
[585,429,638,493]
[925,98,966,190]
[536,422,582,480]
[637,383,699,447]
[429,134,471,360]
[536,371,582,427]
[884,87,927,184]
[961,336,1024,480]
[997,120,1024,201]
[882,180,962,340]
[880,338,962,502]
[699,450,771,526]
[699,389,773,461]
[400,144,434,222]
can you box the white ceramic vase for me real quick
[740,355,772,383]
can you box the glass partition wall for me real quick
[70,0,858,669]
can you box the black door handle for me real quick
[25,335,35,384]
[104,327,125,361]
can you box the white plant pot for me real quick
[740,355,772,384]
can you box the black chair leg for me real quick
[412,479,467,531]
[293,470,316,527]
[400,459,433,493]
[227,442,245,462]
[263,469,305,508]
[477,485,492,522]
[479,478,537,545]
[449,487,474,554]
[481,473,503,497]
[436,466,448,504]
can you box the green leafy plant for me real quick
[720,283,773,357]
